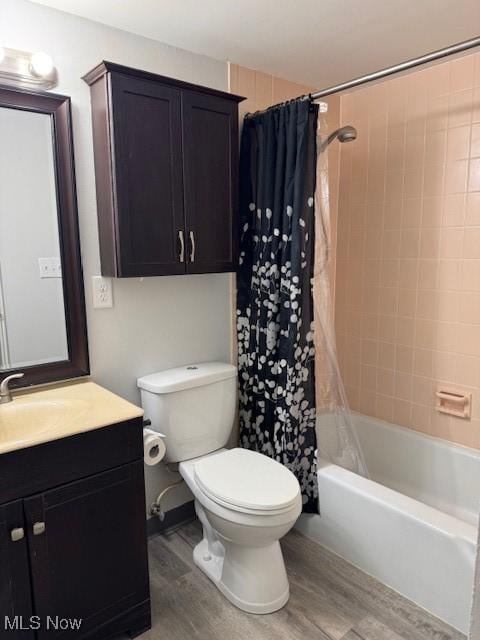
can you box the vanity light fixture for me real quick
[0,46,57,89]
[30,51,54,78]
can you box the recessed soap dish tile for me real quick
[435,387,472,419]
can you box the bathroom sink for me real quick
[0,380,143,454]
[0,397,88,438]
[0,397,90,451]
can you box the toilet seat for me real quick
[194,448,300,514]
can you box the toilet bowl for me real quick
[137,363,302,613]
[180,448,302,614]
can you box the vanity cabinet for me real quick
[0,500,34,639]
[0,418,150,640]
[83,62,244,277]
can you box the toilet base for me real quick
[193,537,290,614]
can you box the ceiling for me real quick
[30,0,480,89]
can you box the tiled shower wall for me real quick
[335,52,480,449]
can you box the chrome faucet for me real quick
[0,373,24,404]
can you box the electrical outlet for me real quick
[38,257,62,278]
[92,276,113,309]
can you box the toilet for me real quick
[137,362,302,614]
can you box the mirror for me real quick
[0,107,68,369]
[0,85,88,387]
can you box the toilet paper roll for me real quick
[143,428,166,466]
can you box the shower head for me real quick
[319,125,358,153]
[336,125,357,143]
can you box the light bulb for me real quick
[0,47,5,65]
[30,51,54,77]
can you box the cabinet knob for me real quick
[33,521,46,536]
[178,230,185,263]
[10,527,24,542]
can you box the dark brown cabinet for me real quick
[83,62,244,277]
[107,74,184,277]
[0,420,150,640]
[0,501,34,640]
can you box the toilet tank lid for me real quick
[137,362,237,394]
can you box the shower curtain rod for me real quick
[311,36,480,100]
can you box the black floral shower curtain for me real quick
[237,98,319,513]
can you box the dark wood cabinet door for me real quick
[24,462,150,639]
[182,91,238,273]
[111,74,185,276]
[0,501,34,640]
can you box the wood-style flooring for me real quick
[142,519,466,640]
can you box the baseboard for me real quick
[146,500,196,537]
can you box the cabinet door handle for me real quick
[10,527,24,542]
[189,231,195,263]
[178,230,185,263]
[33,521,46,536]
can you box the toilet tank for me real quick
[137,362,237,462]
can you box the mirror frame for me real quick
[0,84,89,388]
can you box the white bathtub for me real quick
[295,412,480,634]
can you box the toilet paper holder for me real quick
[143,425,167,466]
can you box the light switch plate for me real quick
[92,276,113,309]
[38,257,62,278]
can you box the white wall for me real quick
[0,0,234,513]
[0,107,68,369]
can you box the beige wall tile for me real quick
[471,123,480,157]
[427,62,450,98]
[440,227,464,258]
[336,53,480,447]
[411,403,432,434]
[413,348,434,377]
[271,77,291,104]
[448,90,473,128]
[427,95,449,131]
[426,129,447,162]
[455,354,480,387]
[443,193,466,226]
[393,399,413,426]
[462,259,480,291]
[469,157,480,191]
[459,292,480,324]
[402,197,422,227]
[433,350,456,380]
[445,159,468,193]
[450,55,475,93]
[418,260,438,289]
[473,87,480,123]
[254,71,273,111]
[236,65,255,115]
[376,394,394,422]
[421,197,443,227]
[466,192,480,225]
[378,341,395,370]
[447,125,471,160]
[475,52,480,87]
[464,227,480,258]
[438,259,461,289]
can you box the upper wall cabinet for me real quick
[83,62,244,277]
